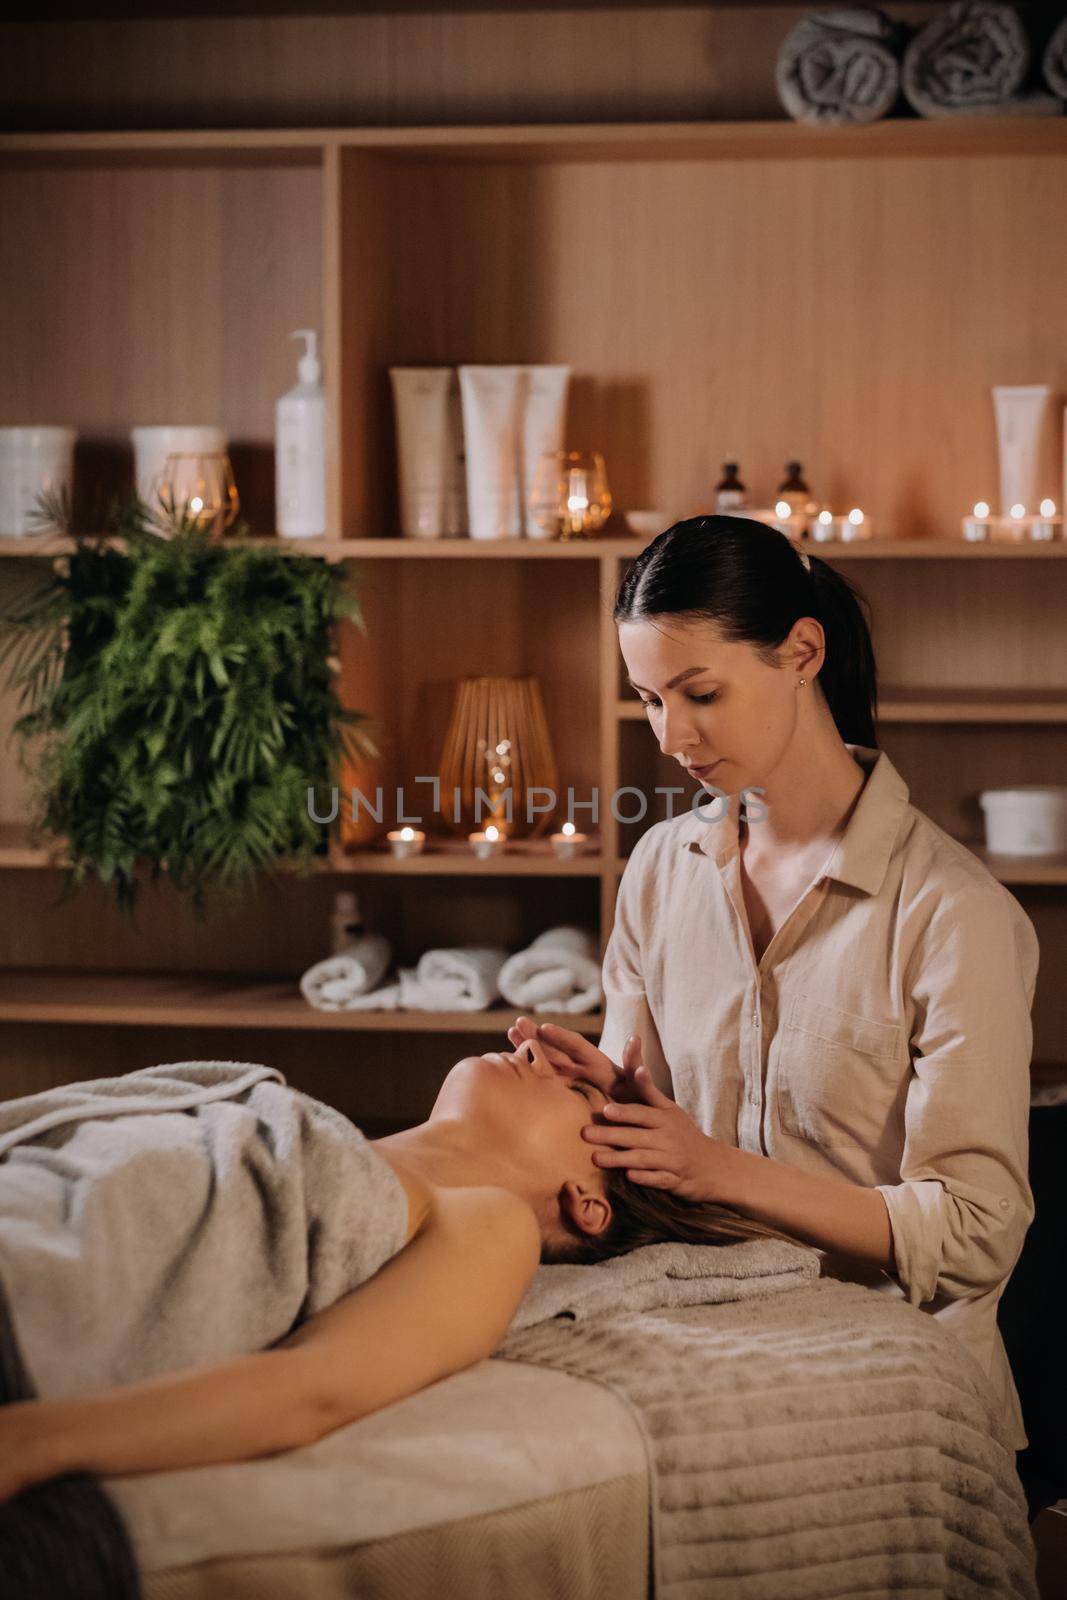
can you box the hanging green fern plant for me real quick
[0,491,375,919]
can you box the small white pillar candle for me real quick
[469,823,506,860]
[962,501,993,541]
[839,507,870,541]
[1031,499,1062,541]
[387,826,426,857]
[550,820,588,860]
[1002,503,1030,541]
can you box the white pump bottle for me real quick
[276,329,326,538]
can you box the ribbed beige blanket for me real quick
[500,1261,1038,1598]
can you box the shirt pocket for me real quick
[773,991,907,1150]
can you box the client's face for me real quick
[433,1041,613,1240]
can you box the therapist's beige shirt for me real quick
[599,743,1039,1450]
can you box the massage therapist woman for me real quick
[511,513,1039,1457]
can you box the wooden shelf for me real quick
[2,116,1066,167]
[615,839,1067,887]
[0,827,604,877]
[0,969,603,1035]
[328,839,603,875]
[2,534,1065,563]
[618,689,1067,725]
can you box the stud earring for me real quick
[799,678,807,687]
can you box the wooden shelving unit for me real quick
[0,970,602,1036]
[0,115,1065,1097]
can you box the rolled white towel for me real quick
[299,934,394,1012]
[498,925,603,1015]
[398,946,509,1012]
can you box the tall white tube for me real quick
[520,365,571,539]
[458,365,526,540]
[389,368,467,539]
[992,385,1050,516]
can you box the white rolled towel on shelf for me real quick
[397,946,510,1011]
[498,925,603,1015]
[299,934,394,1011]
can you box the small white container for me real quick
[132,426,227,507]
[0,426,76,535]
[979,786,1067,856]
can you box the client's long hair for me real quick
[542,1161,803,1265]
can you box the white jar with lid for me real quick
[0,427,76,535]
[979,787,1067,856]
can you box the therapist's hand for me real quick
[583,1065,717,1201]
[505,1017,645,1102]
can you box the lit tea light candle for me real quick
[387,826,426,858]
[962,501,993,542]
[840,507,869,541]
[469,822,506,860]
[550,820,589,860]
[1002,502,1029,541]
[811,509,836,542]
[1031,499,1061,541]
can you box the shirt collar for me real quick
[675,744,910,898]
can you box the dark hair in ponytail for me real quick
[613,515,879,749]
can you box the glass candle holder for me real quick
[157,452,240,540]
[962,501,994,541]
[528,450,612,541]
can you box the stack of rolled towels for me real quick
[299,924,603,1014]
[776,2,1065,125]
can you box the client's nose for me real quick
[517,1038,554,1078]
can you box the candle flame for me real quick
[562,821,575,836]
[817,510,833,526]
[847,508,864,525]
[485,824,499,841]
[973,502,990,519]
[1039,499,1056,518]
[400,827,414,841]
[775,501,791,519]
[1010,503,1026,519]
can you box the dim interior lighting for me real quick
[1010,503,1026,519]
[1039,499,1056,518]
[973,502,990,519]
[775,501,792,519]
[847,508,864,525]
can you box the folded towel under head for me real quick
[300,933,394,1011]
[902,0,1056,117]
[776,7,905,125]
[505,1236,822,1335]
[1043,13,1067,99]
[498,925,603,1015]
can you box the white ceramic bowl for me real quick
[979,786,1067,856]
[624,509,671,539]
[0,426,76,536]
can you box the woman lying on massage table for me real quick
[0,1035,793,1506]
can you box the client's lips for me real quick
[686,761,721,780]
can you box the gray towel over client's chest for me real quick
[0,1061,410,1401]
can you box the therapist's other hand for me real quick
[505,1017,644,1101]
[583,1065,715,1200]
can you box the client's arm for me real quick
[0,1185,540,1503]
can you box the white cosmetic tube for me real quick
[519,365,571,539]
[389,368,467,539]
[458,365,527,540]
[992,385,1050,517]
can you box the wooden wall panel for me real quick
[380,150,1067,541]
